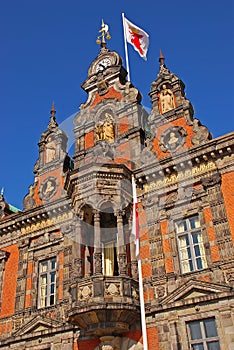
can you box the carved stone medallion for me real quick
[39,177,57,200]
[159,126,187,152]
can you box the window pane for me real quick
[190,216,200,229]
[51,272,56,283]
[50,294,55,305]
[176,220,187,233]
[51,259,56,269]
[189,321,202,340]
[194,245,201,257]
[204,319,218,337]
[179,235,188,248]
[40,274,47,285]
[40,261,48,272]
[181,248,189,259]
[207,341,220,350]
[196,257,203,270]
[189,259,194,271]
[193,344,204,350]
[182,261,190,273]
[50,283,55,294]
[192,232,199,244]
[187,247,192,259]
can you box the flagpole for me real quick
[132,175,148,350]
[122,12,131,81]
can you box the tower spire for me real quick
[48,102,58,130]
[159,49,165,66]
[50,102,56,117]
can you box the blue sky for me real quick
[0,0,233,209]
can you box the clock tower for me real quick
[64,21,148,342]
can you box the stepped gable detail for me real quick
[23,104,71,208]
[147,51,212,161]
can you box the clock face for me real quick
[96,58,111,72]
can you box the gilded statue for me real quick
[160,84,175,113]
[95,113,115,143]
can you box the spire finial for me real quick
[48,103,58,130]
[159,49,165,66]
[50,102,56,117]
[0,187,4,196]
[96,19,111,47]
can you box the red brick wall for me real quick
[147,326,159,350]
[221,171,234,242]
[160,221,174,273]
[77,338,100,350]
[0,245,19,317]
[85,131,94,150]
[90,87,122,109]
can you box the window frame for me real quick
[187,317,220,349]
[175,215,207,274]
[38,257,57,308]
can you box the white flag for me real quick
[123,16,149,60]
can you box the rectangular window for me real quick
[175,215,207,273]
[187,318,220,349]
[38,258,56,308]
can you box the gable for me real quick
[13,315,64,337]
[160,279,233,305]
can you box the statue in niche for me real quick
[159,84,175,113]
[103,113,115,142]
[95,123,104,141]
[95,112,115,143]
[45,137,56,163]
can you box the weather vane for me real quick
[96,19,111,46]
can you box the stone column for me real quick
[94,210,102,275]
[74,216,83,278]
[115,211,127,276]
[129,221,138,279]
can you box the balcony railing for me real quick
[67,275,140,336]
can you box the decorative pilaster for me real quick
[94,210,102,274]
[115,211,127,275]
[71,216,83,278]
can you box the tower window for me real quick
[187,318,220,349]
[38,258,56,308]
[175,215,207,274]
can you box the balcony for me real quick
[67,275,140,336]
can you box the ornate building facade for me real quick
[0,35,233,350]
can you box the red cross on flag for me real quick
[123,15,149,60]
